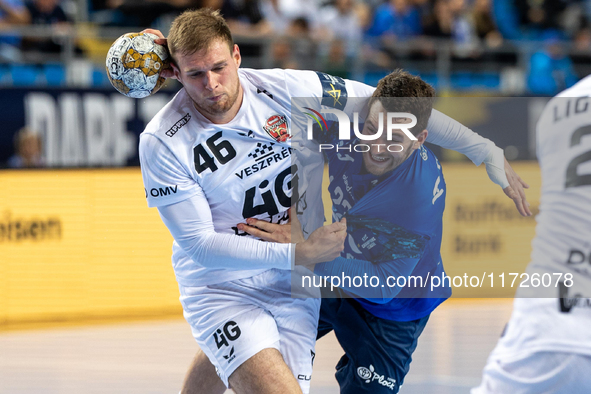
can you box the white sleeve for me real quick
[282,69,495,166]
[157,188,293,270]
[139,133,200,208]
[426,109,495,166]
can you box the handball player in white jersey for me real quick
[138,9,530,394]
[472,77,591,393]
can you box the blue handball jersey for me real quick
[314,131,451,322]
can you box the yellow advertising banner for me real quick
[438,162,541,297]
[0,163,541,328]
[0,168,180,328]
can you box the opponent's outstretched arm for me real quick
[426,110,531,216]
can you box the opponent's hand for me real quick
[295,218,347,266]
[502,157,532,217]
[484,146,531,217]
[237,208,304,244]
[141,28,176,80]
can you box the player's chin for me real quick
[210,96,234,112]
[202,100,229,114]
[365,163,392,177]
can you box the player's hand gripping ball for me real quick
[106,32,170,98]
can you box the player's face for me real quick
[361,102,427,176]
[173,39,242,124]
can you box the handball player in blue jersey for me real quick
[310,70,447,393]
[241,70,450,393]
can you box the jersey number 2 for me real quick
[565,125,591,189]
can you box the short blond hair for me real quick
[168,8,233,59]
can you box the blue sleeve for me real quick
[314,255,421,302]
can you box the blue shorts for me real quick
[317,294,429,394]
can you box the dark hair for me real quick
[370,69,435,135]
[168,8,234,59]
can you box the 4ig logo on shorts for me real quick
[357,364,397,391]
[213,320,241,363]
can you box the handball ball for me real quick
[106,32,170,98]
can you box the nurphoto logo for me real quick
[303,107,417,153]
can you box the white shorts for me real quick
[471,351,591,394]
[179,268,320,393]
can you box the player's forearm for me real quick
[158,199,292,270]
[186,230,292,270]
[426,109,494,166]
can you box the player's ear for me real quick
[416,130,428,145]
[170,61,181,82]
[233,44,241,67]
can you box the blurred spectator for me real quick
[447,0,477,52]
[423,0,453,38]
[0,0,30,60]
[570,25,591,67]
[472,0,502,48]
[286,16,316,69]
[365,0,422,41]
[202,0,269,58]
[314,0,365,56]
[260,0,289,34]
[515,0,568,37]
[574,26,591,51]
[0,0,28,25]
[268,16,315,70]
[288,16,309,36]
[91,0,196,27]
[7,127,44,168]
[275,0,319,25]
[221,0,269,36]
[362,0,425,69]
[22,0,72,53]
[527,33,578,95]
[321,38,349,78]
[492,0,575,41]
[490,0,523,40]
[270,36,298,68]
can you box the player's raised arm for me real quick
[285,68,531,216]
[425,109,532,216]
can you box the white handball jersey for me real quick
[139,68,374,286]
[490,76,591,362]
[526,75,591,295]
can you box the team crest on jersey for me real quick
[263,115,291,142]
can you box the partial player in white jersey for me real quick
[472,76,591,394]
[138,9,530,394]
